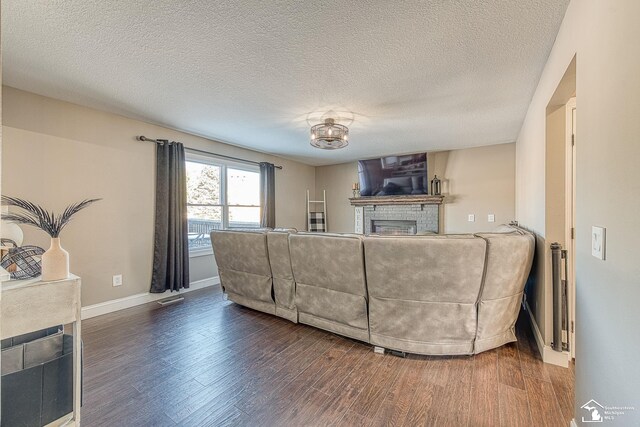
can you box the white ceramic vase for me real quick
[41,237,70,281]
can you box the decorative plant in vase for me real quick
[1,196,100,281]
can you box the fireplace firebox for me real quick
[371,220,417,235]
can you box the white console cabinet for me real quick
[1,275,82,426]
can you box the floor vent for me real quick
[157,296,185,306]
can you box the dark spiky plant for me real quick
[1,196,101,238]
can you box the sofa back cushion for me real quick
[474,229,535,349]
[364,235,486,354]
[267,229,296,310]
[365,235,485,303]
[210,229,273,304]
[490,224,522,234]
[289,233,369,341]
[290,233,367,296]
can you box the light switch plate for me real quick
[468,214,475,222]
[488,214,495,223]
[591,226,606,260]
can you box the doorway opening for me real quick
[543,56,576,365]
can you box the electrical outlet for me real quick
[488,214,495,223]
[591,226,606,260]
[468,214,475,222]
[112,274,123,287]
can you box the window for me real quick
[186,153,261,254]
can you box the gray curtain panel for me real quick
[150,141,190,293]
[260,162,276,228]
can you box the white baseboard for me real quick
[524,300,571,368]
[81,276,220,320]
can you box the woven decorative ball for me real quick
[0,245,46,280]
[1,238,17,248]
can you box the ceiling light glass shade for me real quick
[310,118,349,149]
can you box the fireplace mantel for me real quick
[349,195,444,207]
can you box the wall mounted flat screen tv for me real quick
[358,153,428,197]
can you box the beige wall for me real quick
[516,0,640,421]
[1,88,516,309]
[1,87,315,306]
[314,162,358,233]
[315,143,516,234]
[437,144,515,233]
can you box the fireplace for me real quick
[371,220,417,235]
[350,194,444,235]
[362,204,439,235]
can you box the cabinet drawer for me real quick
[2,279,80,339]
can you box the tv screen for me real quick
[358,153,428,197]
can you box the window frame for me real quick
[185,151,261,257]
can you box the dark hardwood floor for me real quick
[82,286,574,426]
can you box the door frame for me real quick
[565,97,577,359]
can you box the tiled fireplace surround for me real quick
[350,195,444,235]
[364,204,439,235]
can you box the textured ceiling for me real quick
[2,1,569,165]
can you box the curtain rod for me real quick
[137,135,283,169]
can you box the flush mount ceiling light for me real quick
[310,118,349,150]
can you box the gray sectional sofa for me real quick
[210,225,534,356]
